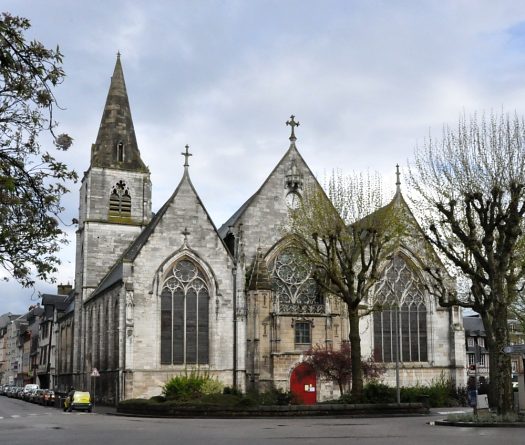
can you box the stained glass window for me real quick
[373,255,428,362]
[160,259,209,365]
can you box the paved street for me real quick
[1,397,524,445]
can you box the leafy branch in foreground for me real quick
[0,12,77,286]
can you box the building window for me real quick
[467,337,474,348]
[480,353,488,367]
[295,321,311,346]
[109,180,131,219]
[467,353,476,365]
[117,142,124,162]
[373,255,428,363]
[477,337,485,348]
[270,247,324,314]
[160,259,209,365]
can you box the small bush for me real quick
[162,371,213,400]
[338,375,464,407]
[200,378,224,395]
[150,395,166,403]
[223,386,242,396]
[245,386,293,406]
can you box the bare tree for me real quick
[286,172,402,399]
[408,113,525,414]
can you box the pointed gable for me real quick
[91,159,231,297]
[91,54,148,172]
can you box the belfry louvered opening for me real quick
[108,180,131,219]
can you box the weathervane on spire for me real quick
[395,164,401,193]
[286,115,300,142]
[182,144,192,167]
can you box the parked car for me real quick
[33,389,45,404]
[64,391,92,412]
[42,390,55,406]
[22,384,39,401]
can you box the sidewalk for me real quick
[90,404,117,415]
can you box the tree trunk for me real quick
[348,308,363,400]
[482,305,513,414]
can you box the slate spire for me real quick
[91,53,148,171]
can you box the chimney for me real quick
[57,283,73,295]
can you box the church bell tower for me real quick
[73,54,152,372]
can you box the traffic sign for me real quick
[91,368,100,377]
[502,344,525,354]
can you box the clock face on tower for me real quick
[285,192,301,210]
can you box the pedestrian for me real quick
[467,376,477,408]
[478,376,489,395]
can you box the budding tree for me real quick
[409,113,525,414]
[287,172,402,399]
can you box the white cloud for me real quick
[3,0,525,314]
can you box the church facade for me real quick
[55,56,466,404]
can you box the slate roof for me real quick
[90,54,148,172]
[463,315,486,336]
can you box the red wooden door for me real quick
[290,362,317,405]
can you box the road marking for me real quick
[436,410,468,414]
[11,415,20,418]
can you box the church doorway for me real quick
[290,362,317,405]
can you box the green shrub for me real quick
[338,375,464,407]
[200,378,224,395]
[162,371,212,400]
[223,386,242,396]
[150,395,166,403]
[245,386,293,406]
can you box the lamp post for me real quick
[389,255,401,405]
[395,301,401,405]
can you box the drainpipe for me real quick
[230,224,243,390]
[232,262,237,389]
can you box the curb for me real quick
[116,402,430,418]
[433,420,525,428]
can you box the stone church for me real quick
[56,55,466,404]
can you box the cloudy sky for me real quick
[2,0,525,315]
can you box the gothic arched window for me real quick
[270,247,324,314]
[160,259,209,365]
[116,141,124,162]
[109,180,131,218]
[373,255,428,363]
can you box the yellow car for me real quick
[64,391,92,413]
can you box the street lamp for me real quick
[387,255,401,405]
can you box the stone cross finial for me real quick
[395,164,401,192]
[182,227,190,241]
[286,115,300,141]
[182,144,192,167]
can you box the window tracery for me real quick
[373,254,428,362]
[160,259,209,365]
[270,247,324,314]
